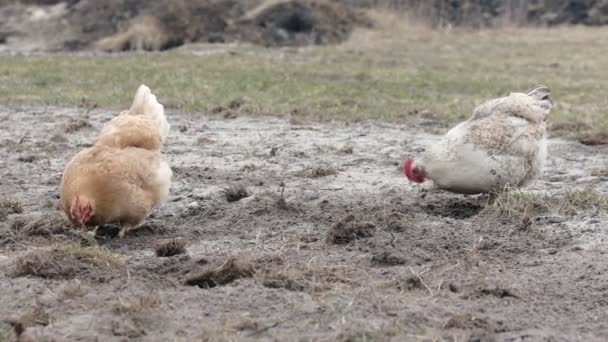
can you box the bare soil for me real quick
[0,105,607,341]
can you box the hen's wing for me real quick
[460,114,543,158]
[421,112,545,193]
[470,86,551,124]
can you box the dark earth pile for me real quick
[1,0,607,52]
[347,0,608,27]
[0,0,371,52]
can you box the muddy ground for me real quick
[0,104,607,341]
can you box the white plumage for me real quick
[405,86,552,194]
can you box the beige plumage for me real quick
[60,85,172,237]
[405,86,552,194]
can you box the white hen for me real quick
[405,86,552,194]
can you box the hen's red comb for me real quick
[404,158,415,180]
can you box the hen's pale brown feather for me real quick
[60,85,171,232]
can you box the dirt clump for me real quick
[154,238,187,257]
[298,164,338,178]
[326,214,375,244]
[64,118,92,133]
[338,145,354,154]
[370,249,424,267]
[422,198,484,219]
[0,199,23,222]
[257,259,355,292]
[578,130,608,146]
[444,313,495,330]
[222,184,250,202]
[210,97,249,119]
[390,274,424,291]
[17,155,37,163]
[443,313,503,341]
[462,285,519,300]
[184,257,256,288]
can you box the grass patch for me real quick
[592,169,608,177]
[13,243,126,278]
[0,23,606,139]
[560,191,608,214]
[494,188,608,220]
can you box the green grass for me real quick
[0,23,607,139]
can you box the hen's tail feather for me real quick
[129,85,150,114]
[526,85,550,100]
[130,84,170,143]
[526,85,552,114]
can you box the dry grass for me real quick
[494,188,608,221]
[256,258,356,293]
[182,254,355,294]
[10,211,69,237]
[13,243,126,278]
[493,190,551,219]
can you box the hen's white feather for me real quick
[412,86,551,194]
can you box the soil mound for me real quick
[0,0,370,52]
